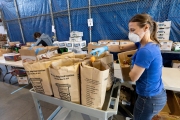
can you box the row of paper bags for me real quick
[23,52,114,109]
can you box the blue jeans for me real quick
[133,89,167,120]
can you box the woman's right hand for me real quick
[90,46,108,56]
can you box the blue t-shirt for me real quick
[132,42,164,97]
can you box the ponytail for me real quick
[150,22,161,46]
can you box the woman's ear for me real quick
[144,24,150,32]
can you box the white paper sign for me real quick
[52,25,55,33]
[88,18,93,27]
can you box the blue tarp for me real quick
[1,0,180,43]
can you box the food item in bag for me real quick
[90,56,96,62]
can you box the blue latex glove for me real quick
[28,44,35,50]
[35,48,44,55]
[31,44,35,47]
[90,46,108,56]
[28,47,33,50]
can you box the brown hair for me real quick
[33,32,41,39]
[129,13,160,45]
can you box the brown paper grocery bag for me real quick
[23,60,53,95]
[74,54,91,60]
[96,52,114,91]
[118,50,136,81]
[49,58,83,104]
[50,52,75,60]
[81,60,109,109]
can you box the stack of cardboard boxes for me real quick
[88,40,133,54]
[98,40,133,45]
[156,21,173,51]
[55,31,86,52]
[157,21,171,40]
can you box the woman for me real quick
[90,13,167,120]
[33,32,53,46]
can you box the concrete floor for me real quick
[0,65,58,120]
[0,65,128,120]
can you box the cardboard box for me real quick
[73,41,86,48]
[160,40,173,51]
[70,31,83,37]
[158,90,180,119]
[119,40,133,45]
[67,47,73,52]
[109,40,120,45]
[3,53,21,61]
[88,43,107,54]
[66,41,73,48]
[157,21,171,28]
[17,76,29,84]
[69,37,82,42]
[172,60,180,68]
[98,40,110,44]
[8,41,20,46]
[118,50,136,81]
[157,28,170,35]
[89,42,97,44]
[157,34,170,40]
[19,47,48,61]
[26,42,36,47]
[58,42,66,48]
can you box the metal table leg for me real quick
[31,93,44,120]
[3,65,10,82]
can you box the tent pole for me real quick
[13,0,25,44]
[48,0,57,41]
[67,0,72,33]
[88,0,92,43]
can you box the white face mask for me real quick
[128,33,141,43]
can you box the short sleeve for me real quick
[134,48,153,69]
[135,42,141,49]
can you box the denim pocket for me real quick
[152,101,166,113]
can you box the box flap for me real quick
[47,46,59,51]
